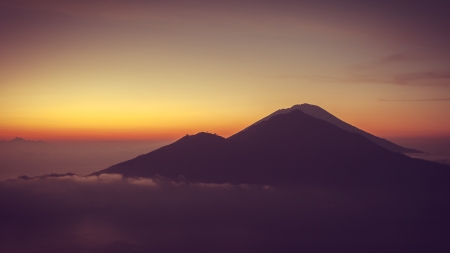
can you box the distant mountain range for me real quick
[16,173,76,180]
[0,137,50,151]
[0,137,48,146]
[93,105,449,190]
[1,137,43,143]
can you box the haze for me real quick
[1,0,450,141]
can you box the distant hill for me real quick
[0,137,49,149]
[16,173,77,181]
[254,104,420,153]
[93,109,449,191]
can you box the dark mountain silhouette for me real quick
[254,104,420,153]
[93,109,450,191]
[0,137,45,144]
[16,173,77,180]
[9,137,27,143]
[0,137,50,149]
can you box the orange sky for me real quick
[1,0,450,141]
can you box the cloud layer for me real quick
[1,174,449,252]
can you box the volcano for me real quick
[93,106,449,190]
[254,103,420,153]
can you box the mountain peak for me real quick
[175,132,225,146]
[290,103,325,111]
[292,103,320,108]
[285,104,331,117]
[94,104,448,188]
[180,132,224,140]
[254,104,326,125]
[10,137,26,142]
[0,137,49,147]
[253,104,420,153]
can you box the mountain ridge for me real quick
[93,108,449,191]
[252,103,420,153]
[0,137,48,145]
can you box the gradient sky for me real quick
[1,0,450,141]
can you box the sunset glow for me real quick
[1,0,449,141]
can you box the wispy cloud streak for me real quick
[352,52,426,70]
[379,98,450,102]
[392,71,450,85]
[252,70,450,87]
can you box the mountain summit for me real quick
[0,137,48,148]
[93,107,448,190]
[10,137,27,143]
[254,104,420,153]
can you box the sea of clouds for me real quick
[1,174,449,253]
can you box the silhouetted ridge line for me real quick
[92,107,449,191]
[16,173,77,181]
[11,137,26,142]
[253,103,420,153]
[0,137,47,144]
[176,132,225,145]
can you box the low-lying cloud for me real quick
[1,174,449,253]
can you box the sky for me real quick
[1,0,450,141]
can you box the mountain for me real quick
[254,104,420,153]
[0,137,45,143]
[16,173,77,181]
[93,109,449,190]
[0,137,49,149]
[8,137,28,143]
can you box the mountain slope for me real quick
[254,104,420,153]
[93,110,449,190]
[95,132,229,182]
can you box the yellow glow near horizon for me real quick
[1,1,450,141]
